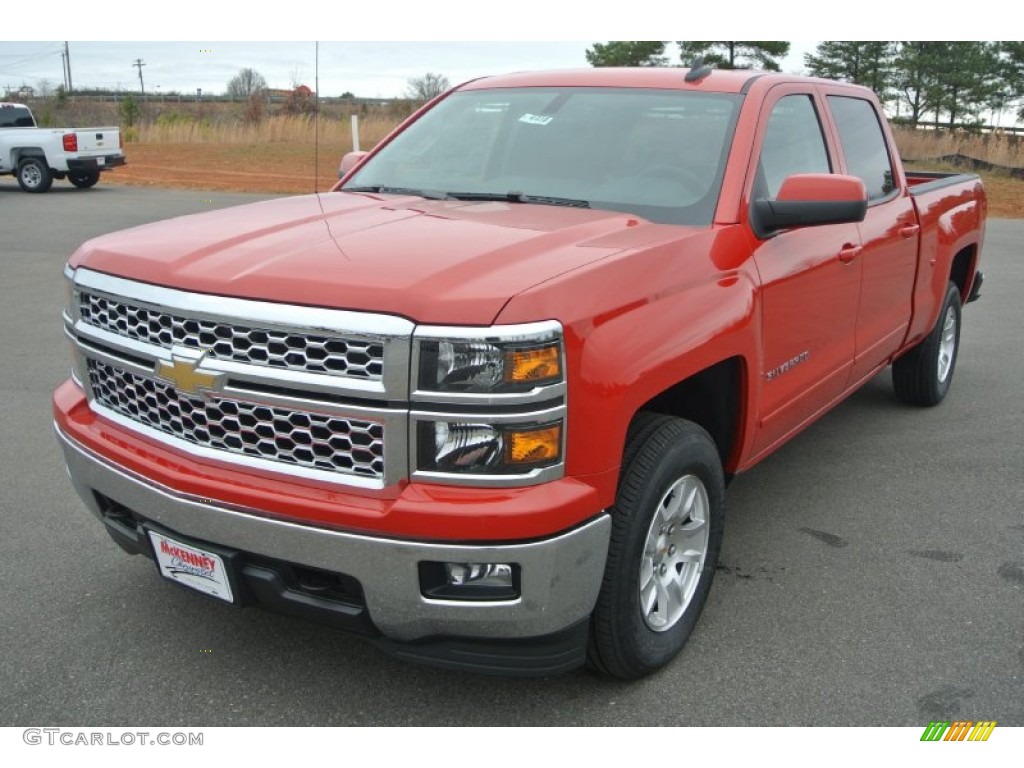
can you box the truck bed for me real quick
[906,170,982,195]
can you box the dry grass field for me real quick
[108,114,399,194]
[891,125,1024,169]
[97,114,1024,216]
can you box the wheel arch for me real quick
[621,355,749,482]
[12,147,48,166]
[907,195,983,344]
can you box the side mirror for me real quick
[338,150,369,179]
[752,174,867,238]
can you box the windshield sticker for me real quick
[519,113,554,126]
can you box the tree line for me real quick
[225,68,450,103]
[585,41,1024,129]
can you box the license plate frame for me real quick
[147,528,237,604]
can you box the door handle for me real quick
[838,244,862,264]
[899,224,920,238]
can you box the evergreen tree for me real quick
[677,42,790,71]
[999,41,1024,122]
[585,42,668,67]
[805,42,896,103]
[893,42,946,126]
[928,42,1001,129]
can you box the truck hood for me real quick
[70,192,688,325]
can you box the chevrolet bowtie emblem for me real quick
[155,350,225,397]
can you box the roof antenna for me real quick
[685,57,713,83]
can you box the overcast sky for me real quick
[0,41,821,99]
[1,3,984,99]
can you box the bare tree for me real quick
[36,78,54,100]
[405,73,450,101]
[226,68,268,100]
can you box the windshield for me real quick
[342,87,742,226]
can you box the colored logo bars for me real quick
[920,721,997,742]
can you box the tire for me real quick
[892,281,962,406]
[68,170,100,189]
[16,157,53,193]
[588,414,725,679]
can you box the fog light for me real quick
[419,561,520,601]
[446,562,513,588]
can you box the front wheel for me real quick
[588,415,725,679]
[892,281,962,406]
[17,157,53,193]
[68,170,100,189]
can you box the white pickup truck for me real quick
[0,102,125,192]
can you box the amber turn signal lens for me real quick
[506,424,562,465]
[504,345,561,384]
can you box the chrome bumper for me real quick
[56,425,610,642]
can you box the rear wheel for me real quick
[68,170,100,189]
[17,157,53,193]
[588,415,725,679]
[892,281,962,406]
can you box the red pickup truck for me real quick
[54,67,985,679]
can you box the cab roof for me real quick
[457,68,800,94]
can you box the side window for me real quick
[828,96,895,200]
[757,95,831,198]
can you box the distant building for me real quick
[266,85,315,102]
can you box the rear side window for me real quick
[0,106,34,128]
[828,96,895,200]
[756,95,831,198]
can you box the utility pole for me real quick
[65,42,73,93]
[133,58,146,98]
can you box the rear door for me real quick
[746,86,863,456]
[823,92,919,384]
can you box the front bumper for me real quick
[56,424,610,671]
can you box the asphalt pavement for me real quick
[0,179,1021,726]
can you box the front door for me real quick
[748,90,863,456]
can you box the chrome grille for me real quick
[87,359,385,479]
[79,292,384,380]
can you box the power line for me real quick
[0,47,62,68]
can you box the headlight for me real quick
[414,321,563,394]
[411,321,566,484]
[417,420,563,475]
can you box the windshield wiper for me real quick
[343,185,452,200]
[446,191,590,208]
